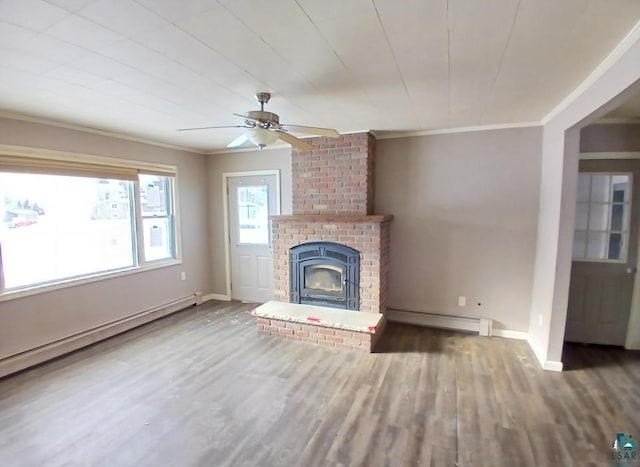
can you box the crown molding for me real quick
[373,122,541,140]
[0,111,204,154]
[590,117,640,125]
[541,20,640,125]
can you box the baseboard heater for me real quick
[0,293,200,379]
[387,308,493,337]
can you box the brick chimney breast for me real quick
[271,131,392,316]
[292,132,375,215]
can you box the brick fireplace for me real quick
[271,132,392,315]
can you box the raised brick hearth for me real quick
[254,301,387,353]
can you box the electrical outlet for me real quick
[457,296,466,307]
[181,271,186,281]
[538,313,543,327]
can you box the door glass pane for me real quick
[590,175,611,202]
[586,232,608,259]
[237,185,269,244]
[573,231,587,258]
[574,203,589,230]
[576,175,591,202]
[588,203,609,231]
[608,233,623,260]
[573,173,631,261]
[610,203,626,231]
[612,176,630,202]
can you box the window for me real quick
[139,174,174,261]
[236,185,269,245]
[0,152,178,294]
[572,173,631,261]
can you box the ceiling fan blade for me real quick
[227,133,249,148]
[277,131,313,151]
[280,124,340,138]
[233,113,261,124]
[178,125,246,131]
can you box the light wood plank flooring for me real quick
[0,301,638,467]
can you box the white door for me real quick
[227,174,278,303]
[566,161,639,345]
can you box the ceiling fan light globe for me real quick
[247,127,279,148]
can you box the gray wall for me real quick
[207,148,292,296]
[0,118,212,360]
[375,127,543,332]
[580,123,640,152]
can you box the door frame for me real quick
[222,170,281,300]
[577,152,640,349]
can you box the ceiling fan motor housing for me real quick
[246,110,280,128]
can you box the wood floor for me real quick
[0,301,638,467]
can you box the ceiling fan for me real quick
[178,92,340,150]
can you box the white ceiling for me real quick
[0,0,639,152]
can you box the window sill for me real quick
[0,258,182,303]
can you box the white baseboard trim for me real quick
[492,329,529,340]
[202,293,231,302]
[0,294,198,379]
[387,309,493,337]
[543,360,564,372]
[526,337,564,372]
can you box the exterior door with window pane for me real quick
[228,174,278,303]
[566,160,640,346]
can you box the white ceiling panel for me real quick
[13,33,91,65]
[44,0,101,13]
[0,21,37,48]
[176,6,309,93]
[43,14,123,50]
[373,0,449,128]
[0,0,638,151]
[215,0,367,124]
[76,0,168,38]
[448,0,521,123]
[132,24,258,109]
[44,65,105,86]
[0,0,69,31]
[133,0,218,22]
[0,48,58,74]
[485,0,589,123]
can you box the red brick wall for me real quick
[256,317,374,352]
[272,215,392,314]
[292,132,375,215]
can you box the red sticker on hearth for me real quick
[307,317,320,322]
[368,326,376,333]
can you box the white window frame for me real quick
[137,174,177,263]
[0,145,181,302]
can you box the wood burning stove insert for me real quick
[289,242,359,310]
